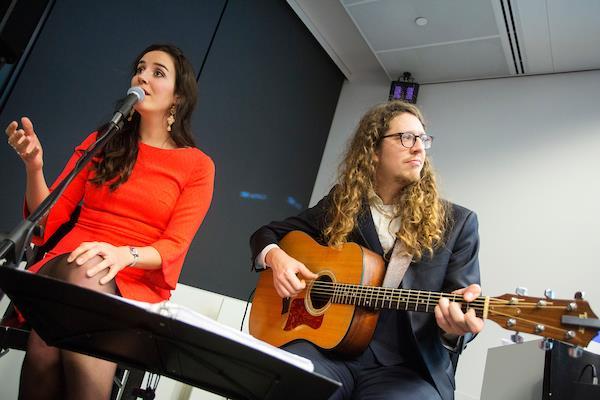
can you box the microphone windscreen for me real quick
[127,86,145,102]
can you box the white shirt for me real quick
[369,194,401,254]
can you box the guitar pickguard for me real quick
[283,298,323,331]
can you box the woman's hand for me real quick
[434,283,484,336]
[67,242,134,285]
[5,117,44,172]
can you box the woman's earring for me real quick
[167,105,176,132]
[127,109,135,122]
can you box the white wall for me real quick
[312,70,600,400]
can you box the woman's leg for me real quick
[19,256,68,400]
[21,254,120,400]
[62,351,117,400]
[50,254,119,400]
[19,330,63,400]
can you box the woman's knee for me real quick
[41,255,116,294]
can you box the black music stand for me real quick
[0,268,340,400]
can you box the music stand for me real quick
[0,268,340,400]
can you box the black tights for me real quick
[19,254,119,400]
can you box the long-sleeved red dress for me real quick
[27,132,215,302]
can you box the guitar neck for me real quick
[314,281,488,319]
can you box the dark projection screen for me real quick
[183,0,343,299]
[0,0,343,300]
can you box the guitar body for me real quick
[250,231,386,355]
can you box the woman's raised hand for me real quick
[6,117,44,172]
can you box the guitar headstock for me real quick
[486,291,599,347]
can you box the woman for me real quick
[5,44,215,400]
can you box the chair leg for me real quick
[112,368,130,400]
[111,367,146,400]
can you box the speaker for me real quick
[543,341,600,400]
[0,0,52,64]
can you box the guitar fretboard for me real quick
[310,281,488,318]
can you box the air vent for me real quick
[500,0,525,74]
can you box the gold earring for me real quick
[127,109,135,122]
[167,105,176,132]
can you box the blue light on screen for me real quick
[287,196,302,210]
[240,191,268,200]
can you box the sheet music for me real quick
[112,295,314,373]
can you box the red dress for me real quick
[27,133,215,302]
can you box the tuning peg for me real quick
[510,333,524,344]
[568,346,584,358]
[539,338,553,351]
[515,287,528,296]
[544,289,555,299]
[574,291,585,300]
[565,330,576,340]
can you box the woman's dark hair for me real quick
[90,43,198,190]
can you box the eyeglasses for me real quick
[381,132,434,149]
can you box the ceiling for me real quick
[288,0,600,83]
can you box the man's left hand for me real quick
[434,283,484,335]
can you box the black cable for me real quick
[577,363,598,384]
[240,288,255,331]
[196,0,229,81]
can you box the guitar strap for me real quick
[381,240,412,288]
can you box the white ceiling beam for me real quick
[287,0,387,81]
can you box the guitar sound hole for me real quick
[310,275,333,310]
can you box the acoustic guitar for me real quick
[249,231,598,355]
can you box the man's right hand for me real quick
[265,247,318,298]
[6,117,44,172]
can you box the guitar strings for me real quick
[308,280,537,305]
[284,279,590,344]
[304,281,570,310]
[310,288,570,310]
[307,280,488,305]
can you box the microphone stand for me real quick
[0,108,132,302]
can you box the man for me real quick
[250,101,483,400]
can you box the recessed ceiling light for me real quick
[415,17,428,27]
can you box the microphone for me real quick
[110,86,145,126]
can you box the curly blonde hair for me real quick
[323,101,450,260]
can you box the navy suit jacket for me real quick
[250,193,480,400]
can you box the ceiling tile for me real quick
[345,0,499,51]
[379,37,509,82]
[547,0,600,71]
